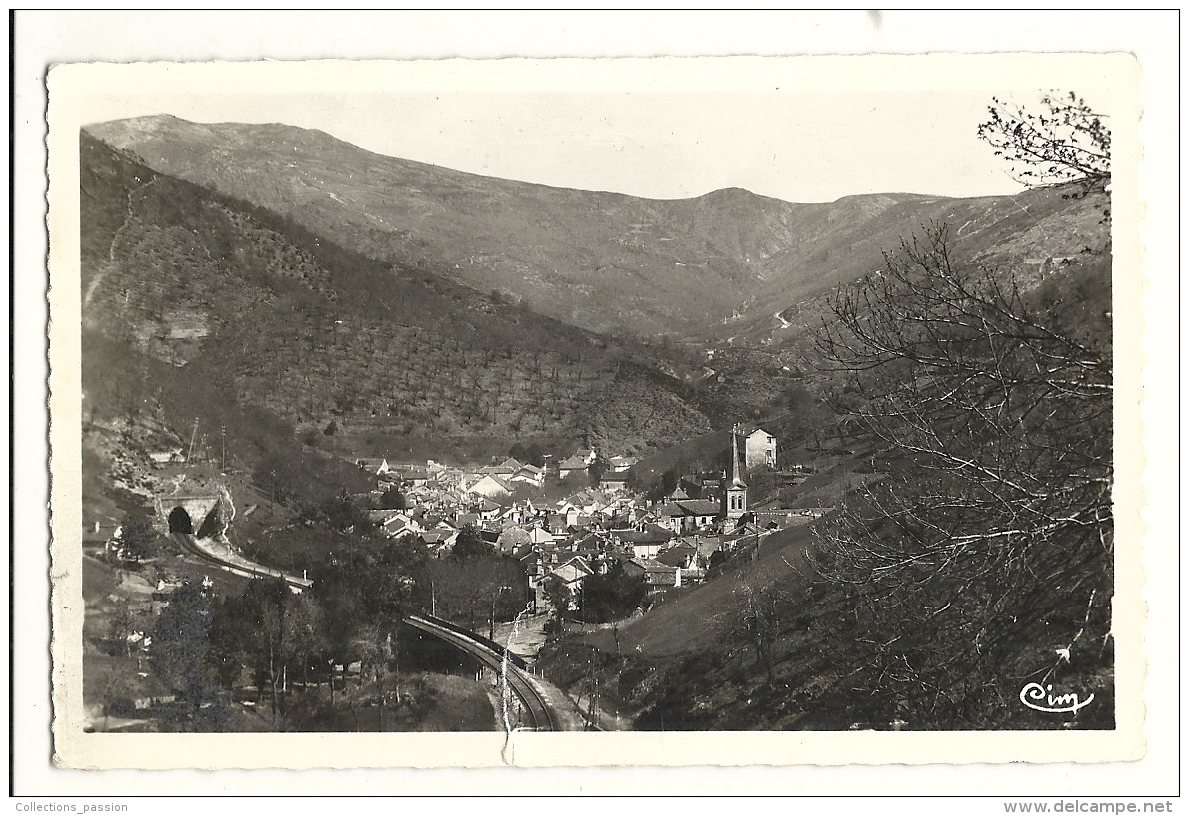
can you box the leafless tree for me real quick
[733,567,785,685]
[977,92,1110,188]
[811,223,1113,727]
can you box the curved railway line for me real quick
[172,532,563,731]
[404,614,558,731]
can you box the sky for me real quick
[63,50,1123,204]
[77,87,1068,204]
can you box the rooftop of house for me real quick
[620,525,674,545]
[498,527,532,546]
[628,557,679,579]
[678,499,721,515]
[654,547,697,567]
[468,474,513,492]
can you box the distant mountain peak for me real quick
[83,114,1099,342]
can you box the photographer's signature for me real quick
[1019,682,1094,714]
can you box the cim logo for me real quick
[1019,682,1095,715]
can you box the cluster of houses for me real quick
[349,429,829,615]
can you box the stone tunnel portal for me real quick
[168,506,193,534]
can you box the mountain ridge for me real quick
[81,132,785,470]
[91,115,1076,338]
[81,115,1103,352]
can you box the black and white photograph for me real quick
[32,30,1163,784]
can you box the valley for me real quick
[75,104,1115,734]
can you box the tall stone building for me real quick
[740,426,777,472]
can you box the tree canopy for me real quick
[579,561,647,623]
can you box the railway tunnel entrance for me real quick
[157,493,226,538]
[167,506,193,534]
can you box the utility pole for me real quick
[186,418,199,463]
[220,425,226,473]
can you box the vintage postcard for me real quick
[46,52,1146,770]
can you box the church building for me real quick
[723,424,748,522]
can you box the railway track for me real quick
[171,533,313,588]
[172,533,563,731]
[405,614,559,731]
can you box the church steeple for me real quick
[724,424,748,522]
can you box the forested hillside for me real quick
[81,132,739,469]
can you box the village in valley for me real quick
[351,425,820,610]
[73,82,1116,736]
[84,414,836,733]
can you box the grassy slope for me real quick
[538,518,850,730]
[583,522,819,658]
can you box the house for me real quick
[573,532,608,556]
[740,426,778,472]
[510,463,545,488]
[623,558,681,592]
[683,535,724,563]
[420,528,459,555]
[378,512,425,539]
[668,485,691,501]
[752,509,795,530]
[355,458,390,476]
[454,513,481,530]
[499,504,527,525]
[699,471,724,492]
[655,545,698,571]
[682,499,720,527]
[546,513,570,536]
[600,473,630,493]
[608,456,637,473]
[655,503,688,535]
[528,526,555,546]
[391,465,431,486]
[475,498,503,520]
[575,449,597,466]
[465,474,513,499]
[655,498,720,535]
[497,526,532,553]
[675,475,699,501]
[479,458,521,478]
[619,524,673,560]
[535,555,594,609]
[148,449,183,466]
[556,455,589,480]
